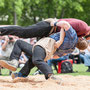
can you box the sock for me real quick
[18,72,27,77]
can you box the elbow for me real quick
[59,40,63,45]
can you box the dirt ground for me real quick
[0,75,90,90]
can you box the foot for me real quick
[0,59,19,71]
[11,72,27,79]
[11,73,19,79]
[33,71,40,75]
[33,70,43,75]
[48,75,62,84]
[11,72,28,83]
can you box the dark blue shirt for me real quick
[50,27,78,56]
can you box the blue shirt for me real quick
[50,27,78,57]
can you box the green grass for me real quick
[59,64,90,76]
[0,64,90,76]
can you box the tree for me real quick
[0,0,89,25]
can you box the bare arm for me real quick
[56,21,71,31]
[54,28,65,48]
[51,20,71,31]
[53,21,71,48]
[44,18,58,23]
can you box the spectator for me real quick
[69,40,90,72]
[47,54,70,67]
[0,35,17,60]
[79,40,90,72]
[0,35,18,75]
[69,47,80,63]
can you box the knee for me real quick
[16,40,22,44]
[32,59,42,66]
[15,40,23,46]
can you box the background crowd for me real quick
[0,35,37,75]
[0,0,90,77]
[0,34,89,75]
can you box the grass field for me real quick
[0,64,90,76]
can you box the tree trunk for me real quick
[13,11,17,25]
[60,8,65,18]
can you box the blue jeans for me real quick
[47,55,69,67]
[79,54,90,66]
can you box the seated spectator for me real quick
[69,47,81,64]
[0,35,18,75]
[0,35,18,60]
[79,40,90,72]
[47,54,70,67]
[70,40,90,71]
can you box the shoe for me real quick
[11,72,19,79]
[11,72,26,79]
[0,59,19,71]
[11,72,28,83]
[33,71,40,75]
[33,70,43,75]
[48,75,62,84]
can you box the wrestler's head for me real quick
[76,37,88,50]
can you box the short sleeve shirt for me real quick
[50,26,78,57]
[57,18,89,37]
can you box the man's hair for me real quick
[76,38,88,50]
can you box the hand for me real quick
[50,21,56,26]
[3,36,9,42]
[1,36,9,41]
